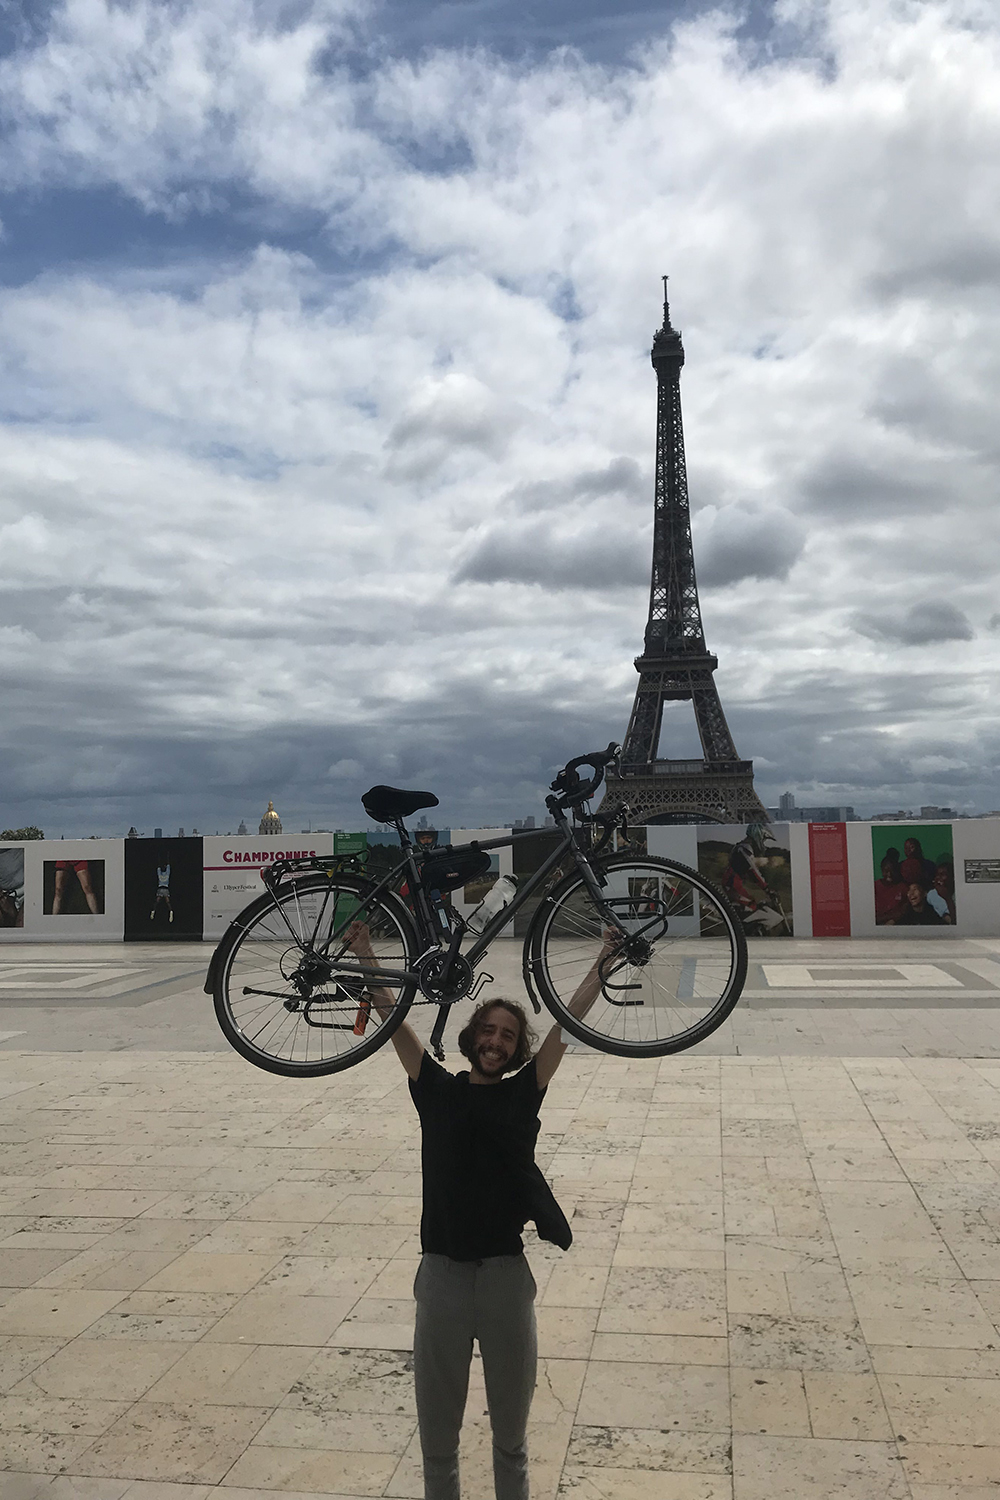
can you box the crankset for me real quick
[414,949,495,1005]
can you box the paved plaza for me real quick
[1,938,1000,1499]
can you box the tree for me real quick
[1,827,44,841]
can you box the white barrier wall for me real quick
[1,818,998,943]
[0,839,125,942]
[202,834,334,941]
[848,818,1000,938]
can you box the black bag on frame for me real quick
[419,845,491,893]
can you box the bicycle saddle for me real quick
[362,784,440,824]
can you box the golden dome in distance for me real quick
[259,800,282,835]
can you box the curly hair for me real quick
[457,998,537,1074]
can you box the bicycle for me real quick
[207,744,748,1077]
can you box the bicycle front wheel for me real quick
[528,856,747,1057]
[213,873,418,1077]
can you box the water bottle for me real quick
[467,875,517,933]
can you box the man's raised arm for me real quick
[534,931,618,1088]
[346,922,425,1080]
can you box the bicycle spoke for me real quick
[535,858,745,1057]
[215,875,417,1076]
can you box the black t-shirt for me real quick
[408,1052,572,1261]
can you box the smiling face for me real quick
[906,882,925,909]
[472,1005,522,1080]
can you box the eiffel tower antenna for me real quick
[602,281,769,825]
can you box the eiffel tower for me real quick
[602,281,769,825]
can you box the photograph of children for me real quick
[698,823,794,936]
[125,838,204,940]
[43,859,105,915]
[0,847,25,928]
[871,825,956,926]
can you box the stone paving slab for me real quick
[0,1025,999,1499]
[3,937,1000,1057]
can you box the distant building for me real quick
[767,797,856,823]
[513,816,537,829]
[920,805,957,818]
[237,820,248,836]
[259,801,282,835]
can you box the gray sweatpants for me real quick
[413,1251,538,1500]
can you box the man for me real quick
[347,921,615,1500]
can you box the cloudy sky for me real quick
[1,0,998,836]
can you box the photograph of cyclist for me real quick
[698,824,793,936]
[346,920,617,1500]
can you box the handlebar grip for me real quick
[550,743,622,804]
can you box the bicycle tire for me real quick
[527,855,747,1057]
[213,872,418,1077]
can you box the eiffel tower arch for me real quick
[602,281,769,826]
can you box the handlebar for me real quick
[548,743,621,809]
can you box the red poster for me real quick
[808,822,851,937]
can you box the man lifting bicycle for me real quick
[347,921,615,1500]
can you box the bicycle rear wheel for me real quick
[528,856,746,1057]
[213,873,418,1077]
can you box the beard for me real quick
[476,1042,512,1076]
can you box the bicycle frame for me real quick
[256,801,617,999]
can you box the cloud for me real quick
[507,457,645,514]
[693,502,806,587]
[454,518,648,589]
[853,602,976,647]
[384,370,520,480]
[327,758,362,779]
[1,0,1000,831]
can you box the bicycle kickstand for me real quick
[429,1005,449,1063]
